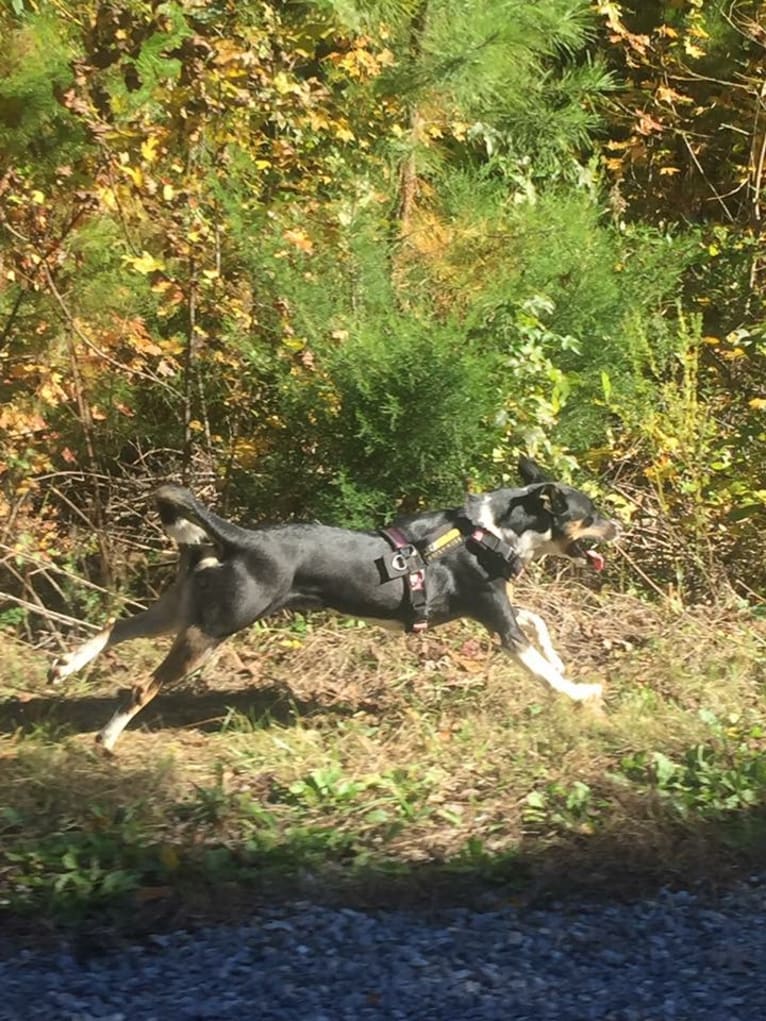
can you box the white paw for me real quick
[48,625,112,685]
[94,730,117,756]
[570,681,603,702]
[48,654,77,686]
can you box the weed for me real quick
[286,764,366,808]
[523,780,601,834]
[5,831,143,916]
[618,734,766,819]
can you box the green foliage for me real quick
[618,714,766,820]
[523,779,600,833]
[0,14,81,168]
[1,0,765,602]
[409,172,696,455]
[284,316,503,524]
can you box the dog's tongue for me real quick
[585,549,605,572]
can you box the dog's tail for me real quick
[154,485,252,552]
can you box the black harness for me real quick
[379,519,523,633]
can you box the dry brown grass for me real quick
[2,583,766,939]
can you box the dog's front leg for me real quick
[508,637,602,702]
[514,608,565,675]
[48,622,116,686]
[478,590,602,702]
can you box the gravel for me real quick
[2,882,766,1021]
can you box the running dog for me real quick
[49,458,619,751]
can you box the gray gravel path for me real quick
[2,882,765,1020]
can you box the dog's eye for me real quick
[582,515,593,528]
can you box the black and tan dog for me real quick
[50,458,619,751]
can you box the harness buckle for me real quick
[379,527,429,632]
[391,547,418,574]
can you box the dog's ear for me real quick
[538,483,568,516]
[518,456,553,485]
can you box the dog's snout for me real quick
[591,514,621,542]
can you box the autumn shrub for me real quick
[228,315,505,527]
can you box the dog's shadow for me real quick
[0,681,346,739]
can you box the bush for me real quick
[242,316,505,527]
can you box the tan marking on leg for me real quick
[96,627,220,752]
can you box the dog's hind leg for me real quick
[49,588,182,686]
[96,626,220,753]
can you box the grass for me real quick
[2,578,766,941]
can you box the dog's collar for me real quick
[461,521,524,581]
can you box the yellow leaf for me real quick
[659,166,681,176]
[99,186,118,210]
[656,85,688,104]
[162,183,175,201]
[123,165,144,188]
[31,190,45,204]
[749,398,766,409]
[273,71,294,95]
[124,251,165,274]
[188,419,204,432]
[141,135,159,163]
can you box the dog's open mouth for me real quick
[567,540,605,572]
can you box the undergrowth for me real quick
[2,581,766,937]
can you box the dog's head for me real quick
[501,457,620,571]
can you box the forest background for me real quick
[5,0,766,928]
[1,0,766,620]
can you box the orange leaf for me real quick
[283,228,314,254]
